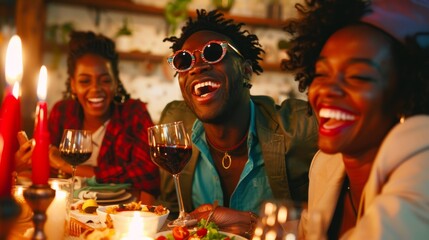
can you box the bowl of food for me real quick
[96,202,169,236]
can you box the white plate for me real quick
[97,189,127,199]
[96,192,133,204]
[79,189,127,200]
[154,230,248,240]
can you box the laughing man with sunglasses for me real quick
[156,9,318,237]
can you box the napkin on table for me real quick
[74,176,131,198]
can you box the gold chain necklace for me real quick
[206,132,248,169]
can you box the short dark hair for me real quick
[282,0,429,116]
[164,9,265,75]
[65,30,130,103]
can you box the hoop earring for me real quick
[114,92,126,104]
[400,115,406,124]
[242,80,252,89]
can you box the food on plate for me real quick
[156,219,234,240]
[82,199,99,213]
[80,228,115,240]
[97,202,169,229]
[69,217,94,237]
[105,201,168,215]
[104,213,114,229]
[71,200,98,215]
[172,226,190,240]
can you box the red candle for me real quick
[0,35,22,197]
[32,65,50,185]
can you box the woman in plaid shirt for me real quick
[17,31,160,202]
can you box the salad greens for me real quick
[162,219,234,240]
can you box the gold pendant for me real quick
[222,152,232,169]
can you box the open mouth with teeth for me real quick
[87,97,105,108]
[193,81,221,97]
[319,108,356,131]
[88,97,104,103]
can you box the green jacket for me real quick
[156,96,318,215]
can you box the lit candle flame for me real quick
[15,185,23,196]
[12,81,20,99]
[37,66,48,101]
[5,35,23,86]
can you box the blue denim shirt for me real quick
[191,100,274,213]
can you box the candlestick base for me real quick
[0,196,22,240]
[23,184,55,240]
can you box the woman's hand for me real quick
[190,204,258,238]
[15,132,34,171]
[49,146,95,178]
[49,146,67,171]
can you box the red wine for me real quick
[60,151,92,166]
[150,144,192,174]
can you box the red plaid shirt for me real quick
[48,99,160,196]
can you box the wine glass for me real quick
[59,129,92,202]
[147,121,194,227]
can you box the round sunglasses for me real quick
[167,40,244,72]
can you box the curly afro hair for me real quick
[164,9,265,75]
[282,0,371,93]
[282,0,429,116]
[65,31,130,103]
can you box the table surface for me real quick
[9,202,171,240]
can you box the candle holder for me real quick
[23,184,55,240]
[0,196,21,240]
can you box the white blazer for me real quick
[300,115,429,240]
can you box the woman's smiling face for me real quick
[309,24,400,156]
[71,53,117,122]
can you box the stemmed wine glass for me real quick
[148,121,194,227]
[59,129,92,202]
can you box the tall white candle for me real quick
[45,180,69,240]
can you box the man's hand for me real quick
[190,204,257,238]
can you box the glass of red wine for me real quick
[59,129,92,202]
[148,121,194,227]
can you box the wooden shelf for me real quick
[119,51,164,62]
[261,62,282,72]
[48,0,163,16]
[47,0,286,28]
[46,0,284,71]
[44,42,165,62]
[45,42,282,71]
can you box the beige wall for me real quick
[1,0,306,127]
[43,0,306,123]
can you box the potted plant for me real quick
[212,0,235,12]
[115,18,133,52]
[164,0,191,34]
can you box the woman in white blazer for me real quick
[282,0,429,239]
